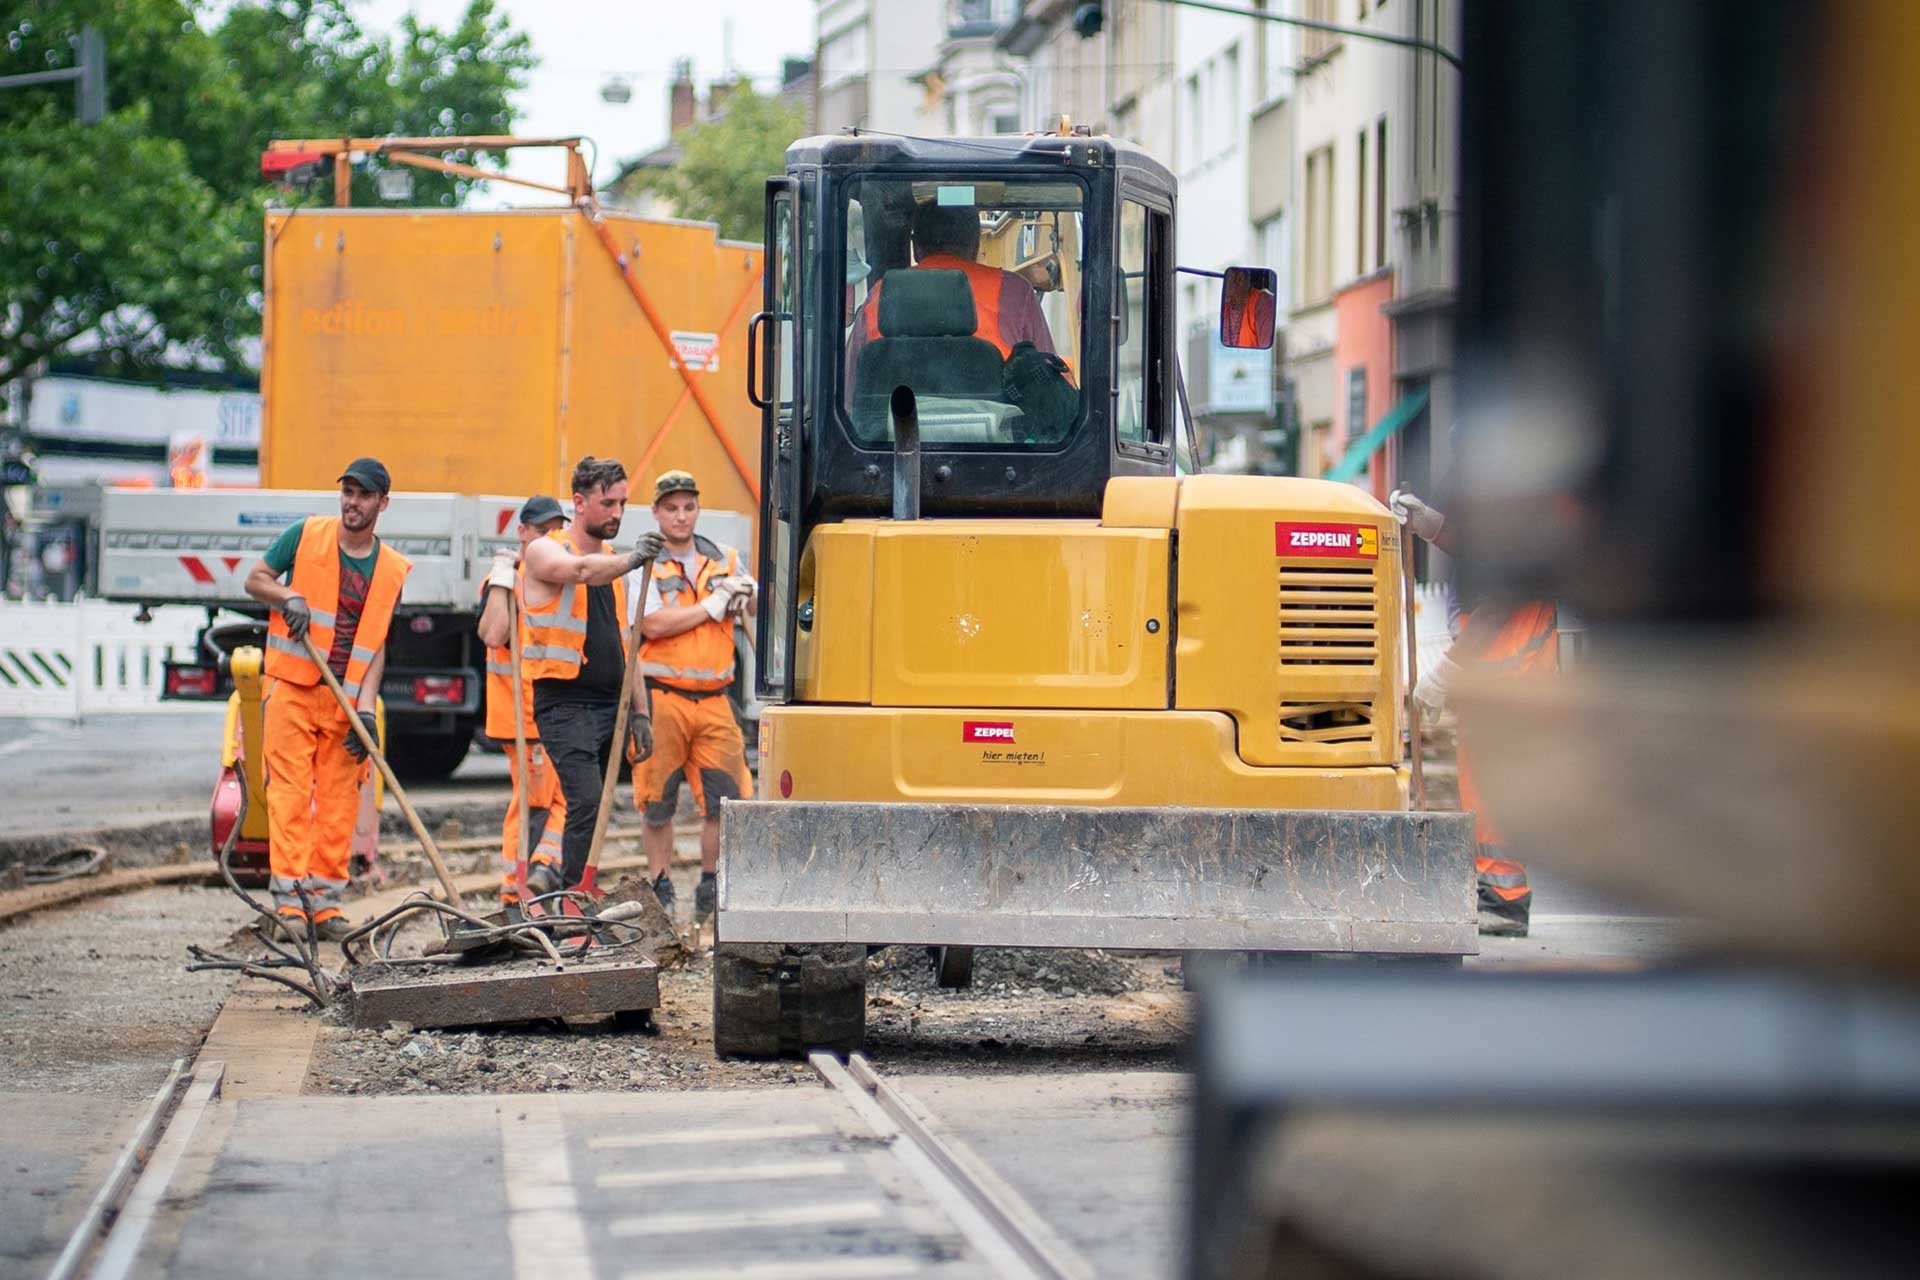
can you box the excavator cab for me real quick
[717,132,1470,1058]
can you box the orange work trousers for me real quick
[1454,601,1558,900]
[263,678,367,923]
[501,740,567,903]
[633,686,752,824]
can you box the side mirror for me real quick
[1220,266,1278,350]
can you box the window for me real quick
[1375,117,1388,271]
[1258,212,1290,320]
[1356,128,1368,276]
[819,23,867,89]
[1222,43,1241,145]
[837,176,1087,449]
[990,109,1020,135]
[1301,0,1340,62]
[1117,200,1166,448]
[1302,145,1334,303]
[1254,0,1291,104]
[1347,366,1368,441]
[1184,72,1203,162]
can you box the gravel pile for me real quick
[869,945,1145,998]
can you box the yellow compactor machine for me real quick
[713,132,1475,1055]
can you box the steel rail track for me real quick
[809,1051,1094,1280]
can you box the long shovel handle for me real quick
[585,562,654,879]
[302,636,462,905]
[507,592,531,875]
[1400,530,1427,811]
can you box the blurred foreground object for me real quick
[1189,1,1920,1276]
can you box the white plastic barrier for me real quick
[0,599,203,720]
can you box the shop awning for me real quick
[1323,388,1429,483]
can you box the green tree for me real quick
[623,86,806,242]
[0,0,534,389]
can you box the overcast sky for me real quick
[353,0,816,201]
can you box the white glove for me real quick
[711,573,756,601]
[486,549,518,591]
[1413,651,1463,719]
[700,584,735,622]
[1388,488,1446,543]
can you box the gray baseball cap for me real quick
[518,494,567,526]
[337,457,391,494]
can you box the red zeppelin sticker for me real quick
[963,721,1016,744]
[1274,521,1379,559]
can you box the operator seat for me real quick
[852,269,1005,439]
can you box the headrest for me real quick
[877,268,977,338]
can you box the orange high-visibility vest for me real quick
[480,571,538,741]
[641,538,741,693]
[264,516,411,701]
[521,529,629,683]
[864,253,1013,358]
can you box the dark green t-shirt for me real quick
[264,518,381,677]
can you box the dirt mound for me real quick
[869,946,1144,998]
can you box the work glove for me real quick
[711,573,757,602]
[626,714,654,765]
[1413,651,1463,720]
[281,594,312,642]
[701,583,736,622]
[1388,488,1446,543]
[626,531,667,571]
[486,549,518,591]
[344,710,380,762]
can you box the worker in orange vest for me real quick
[1391,485,1555,937]
[846,200,1057,366]
[520,457,663,896]
[475,495,571,913]
[243,458,411,941]
[631,470,755,923]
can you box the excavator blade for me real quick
[718,802,1477,955]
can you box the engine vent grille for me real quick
[1277,564,1379,666]
[1277,700,1377,745]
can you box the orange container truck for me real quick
[101,201,764,778]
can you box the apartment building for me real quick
[814,0,946,134]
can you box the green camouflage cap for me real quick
[652,469,699,504]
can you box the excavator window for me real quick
[840,177,1086,450]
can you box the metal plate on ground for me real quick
[720,802,1477,954]
[347,954,660,1030]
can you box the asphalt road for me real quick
[0,710,508,838]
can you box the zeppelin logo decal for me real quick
[1273,522,1379,559]
[963,721,1016,743]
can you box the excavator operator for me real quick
[848,200,1058,365]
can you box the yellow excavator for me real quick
[713,130,1474,1055]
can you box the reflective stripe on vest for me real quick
[640,542,739,693]
[863,254,1013,358]
[521,529,628,683]
[263,515,412,700]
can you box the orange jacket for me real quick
[640,537,741,693]
[521,529,630,684]
[264,516,411,701]
[480,571,538,740]
[864,253,1016,358]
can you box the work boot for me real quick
[651,871,677,920]
[525,861,562,900]
[1475,847,1532,937]
[313,916,355,944]
[271,913,313,944]
[694,871,717,922]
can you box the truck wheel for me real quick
[385,731,471,782]
[712,942,866,1058]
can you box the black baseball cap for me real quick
[337,457,391,494]
[518,494,567,526]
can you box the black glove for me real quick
[282,595,312,642]
[628,531,666,571]
[344,710,379,762]
[1002,342,1078,437]
[626,715,654,764]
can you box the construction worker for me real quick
[475,495,570,912]
[847,200,1057,366]
[521,457,662,895]
[632,470,755,922]
[1390,486,1555,937]
[243,458,411,941]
